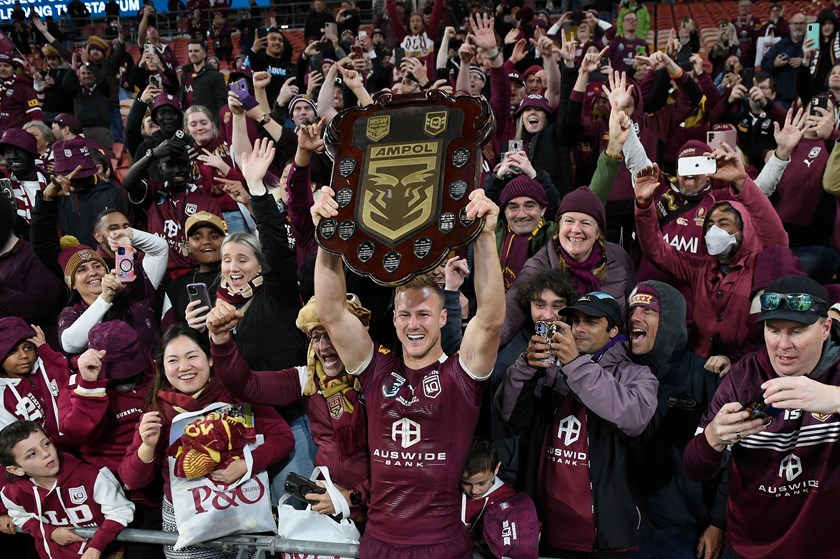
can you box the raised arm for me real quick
[457,190,505,379]
[311,188,374,374]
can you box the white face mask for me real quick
[705,225,738,257]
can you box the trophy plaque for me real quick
[319,90,495,286]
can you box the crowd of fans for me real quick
[1,0,840,558]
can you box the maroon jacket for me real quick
[684,326,840,559]
[636,185,802,359]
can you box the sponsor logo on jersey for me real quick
[69,486,88,505]
[779,453,802,482]
[758,452,819,497]
[809,146,822,159]
[391,417,421,448]
[812,412,832,422]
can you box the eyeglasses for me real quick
[310,331,331,345]
[760,293,826,313]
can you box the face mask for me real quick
[705,225,738,257]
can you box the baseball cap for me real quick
[757,275,829,325]
[561,291,622,327]
[185,211,227,236]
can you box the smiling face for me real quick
[521,107,547,134]
[221,241,261,291]
[0,62,13,80]
[161,158,190,190]
[764,318,830,377]
[5,429,60,484]
[93,211,130,255]
[505,196,544,236]
[186,111,216,146]
[188,43,206,66]
[569,311,617,354]
[2,146,35,177]
[188,225,223,268]
[73,260,106,300]
[267,32,284,57]
[529,288,568,324]
[310,328,345,377]
[629,305,659,355]
[557,211,600,261]
[162,335,212,395]
[2,340,36,377]
[393,286,447,367]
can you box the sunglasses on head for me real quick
[760,292,826,313]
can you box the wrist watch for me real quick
[146,149,154,158]
[348,489,362,507]
[258,113,272,126]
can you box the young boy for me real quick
[0,317,69,438]
[0,421,135,559]
[460,439,516,538]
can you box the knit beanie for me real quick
[500,175,548,208]
[556,186,606,231]
[289,94,318,115]
[58,236,108,288]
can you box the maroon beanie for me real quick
[0,317,35,362]
[514,94,553,118]
[88,321,151,381]
[678,140,710,159]
[556,186,606,231]
[500,175,548,208]
[628,283,660,312]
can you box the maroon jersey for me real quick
[356,345,486,546]
[0,76,43,133]
[607,37,649,75]
[137,179,221,271]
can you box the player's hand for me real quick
[310,185,338,227]
[464,188,498,234]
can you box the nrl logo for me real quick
[366,115,390,142]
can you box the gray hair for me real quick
[221,232,265,269]
[23,121,55,145]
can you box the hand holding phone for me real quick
[678,155,716,177]
[229,78,259,110]
[284,472,326,505]
[115,245,136,283]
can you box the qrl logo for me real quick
[188,476,266,514]
[391,418,421,448]
[557,415,581,446]
[779,453,802,482]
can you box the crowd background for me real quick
[1,0,840,558]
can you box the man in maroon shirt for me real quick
[312,187,505,558]
[684,275,840,559]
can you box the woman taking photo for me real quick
[120,325,294,559]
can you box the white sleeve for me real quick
[94,468,135,527]
[131,228,169,289]
[60,297,112,353]
[348,343,375,377]
[754,153,790,196]
[296,366,308,396]
[1,491,35,530]
[622,122,653,186]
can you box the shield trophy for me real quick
[318,90,495,286]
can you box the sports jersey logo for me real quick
[185,203,198,216]
[557,415,581,446]
[391,417,421,448]
[812,412,832,422]
[327,393,343,419]
[163,219,180,238]
[779,453,802,482]
[382,372,406,398]
[422,372,441,399]
[69,486,88,505]
[808,146,822,159]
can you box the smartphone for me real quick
[148,74,162,89]
[394,47,405,69]
[707,129,737,151]
[144,43,155,55]
[325,22,338,39]
[739,393,782,425]
[358,30,367,38]
[256,26,266,39]
[508,140,523,153]
[535,321,557,364]
[739,68,754,87]
[678,155,716,177]
[351,45,363,59]
[283,472,326,505]
[676,48,693,71]
[812,95,830,116]
[115,246,135,283]
[806,23,820,48]
[0,177,12,200]
[186,283,212,311]
[229,78,259,110]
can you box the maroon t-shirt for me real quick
[357,345,486,546]
[537,395,596,551]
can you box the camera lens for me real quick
[284,482,295,492]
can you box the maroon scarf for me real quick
[215,273,263,307]
[559,242,604,295]
[499,230,534,291]
[157,374,228,422]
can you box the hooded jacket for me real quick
[1,454,134,559]
[626,281,727,536]
[684,322,840,559]
[635,184,802,358]
[496,338,657,552]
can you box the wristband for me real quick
[487,49,501,60]
[604,150,623,160]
